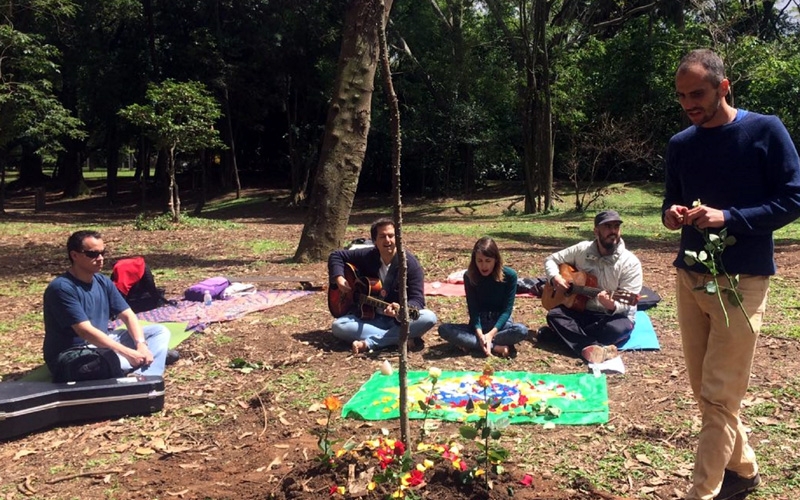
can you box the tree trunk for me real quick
[0,161,6,214]
[58,141,90,198]
[286,78,311,206]
[167,144,180,222]
[106,124,120,204]
[293,0,395,263]
[222,86,241,199]
[524,0,552,214]
[17,142,49,187]
[136,136,151,210]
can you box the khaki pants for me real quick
[676,269,768,500]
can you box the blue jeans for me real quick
[108,324,171,376]
[438,316,528,354]
[332,309,437,350]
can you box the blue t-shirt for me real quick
[42,272,130,372]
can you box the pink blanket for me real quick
[424,281,535,298]
[110,289,315,331]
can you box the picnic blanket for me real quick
[424,281,536,297]
[110,289,314,332]
[342,371,608,425]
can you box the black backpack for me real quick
[111,257,168,313]
[53,346,125,383]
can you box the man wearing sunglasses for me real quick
[43,230,172,378]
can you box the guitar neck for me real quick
[572,284,603,298]
[360,294,391,311]
[571,285,637,306]
[359,294,419,316]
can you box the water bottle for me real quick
[203,290,213,307]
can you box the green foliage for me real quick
[119,79,225,153]
[0,25,85,160]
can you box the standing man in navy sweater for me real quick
[328,218,437,354]
[663,48,800,500]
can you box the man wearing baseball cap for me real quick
[539,209,643,364]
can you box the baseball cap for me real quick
[594,210,623,226]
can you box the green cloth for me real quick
[18,321,190,382]
[341,370,608,425]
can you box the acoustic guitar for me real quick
[541,263,639,311]
[328,263,420,320]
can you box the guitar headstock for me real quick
[611,290,640,306]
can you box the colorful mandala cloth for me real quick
[342,371,608,425]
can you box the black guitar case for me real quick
[0,375,165,441]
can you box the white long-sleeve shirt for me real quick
[544,238,642,321]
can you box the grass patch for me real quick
[741,379,800,498]
[250,239,294,254]
[265,369,331,410]
[214,334,235,345]
[265,316,299,327]
[201,195,270,214]
[0,311,43,338]
[133,212,240,231]
[761,276,800,340]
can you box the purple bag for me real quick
[184,276,231,301]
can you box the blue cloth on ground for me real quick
[619,311,659,350]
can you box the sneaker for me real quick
[581,344,619,364]
[716,470,761,500]
[166,349,180,365]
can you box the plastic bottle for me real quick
[203,290,213,307]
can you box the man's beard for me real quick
[601,238,618,252]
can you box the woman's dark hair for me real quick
[466,236,504,284]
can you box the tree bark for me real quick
[293,0,394,262]
[106,123,120,204]
[167,144,181,222]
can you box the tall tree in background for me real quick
[119,79,224,222]
[486,0,552,213]
[0,2,85,194]
[294,0,395,262]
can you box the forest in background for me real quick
[2,0,800,213]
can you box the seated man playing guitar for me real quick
[540,210,642,364]
[327,218,437,354]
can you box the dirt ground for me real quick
[2,183,800,500]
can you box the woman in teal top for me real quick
[437,237,528,357]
